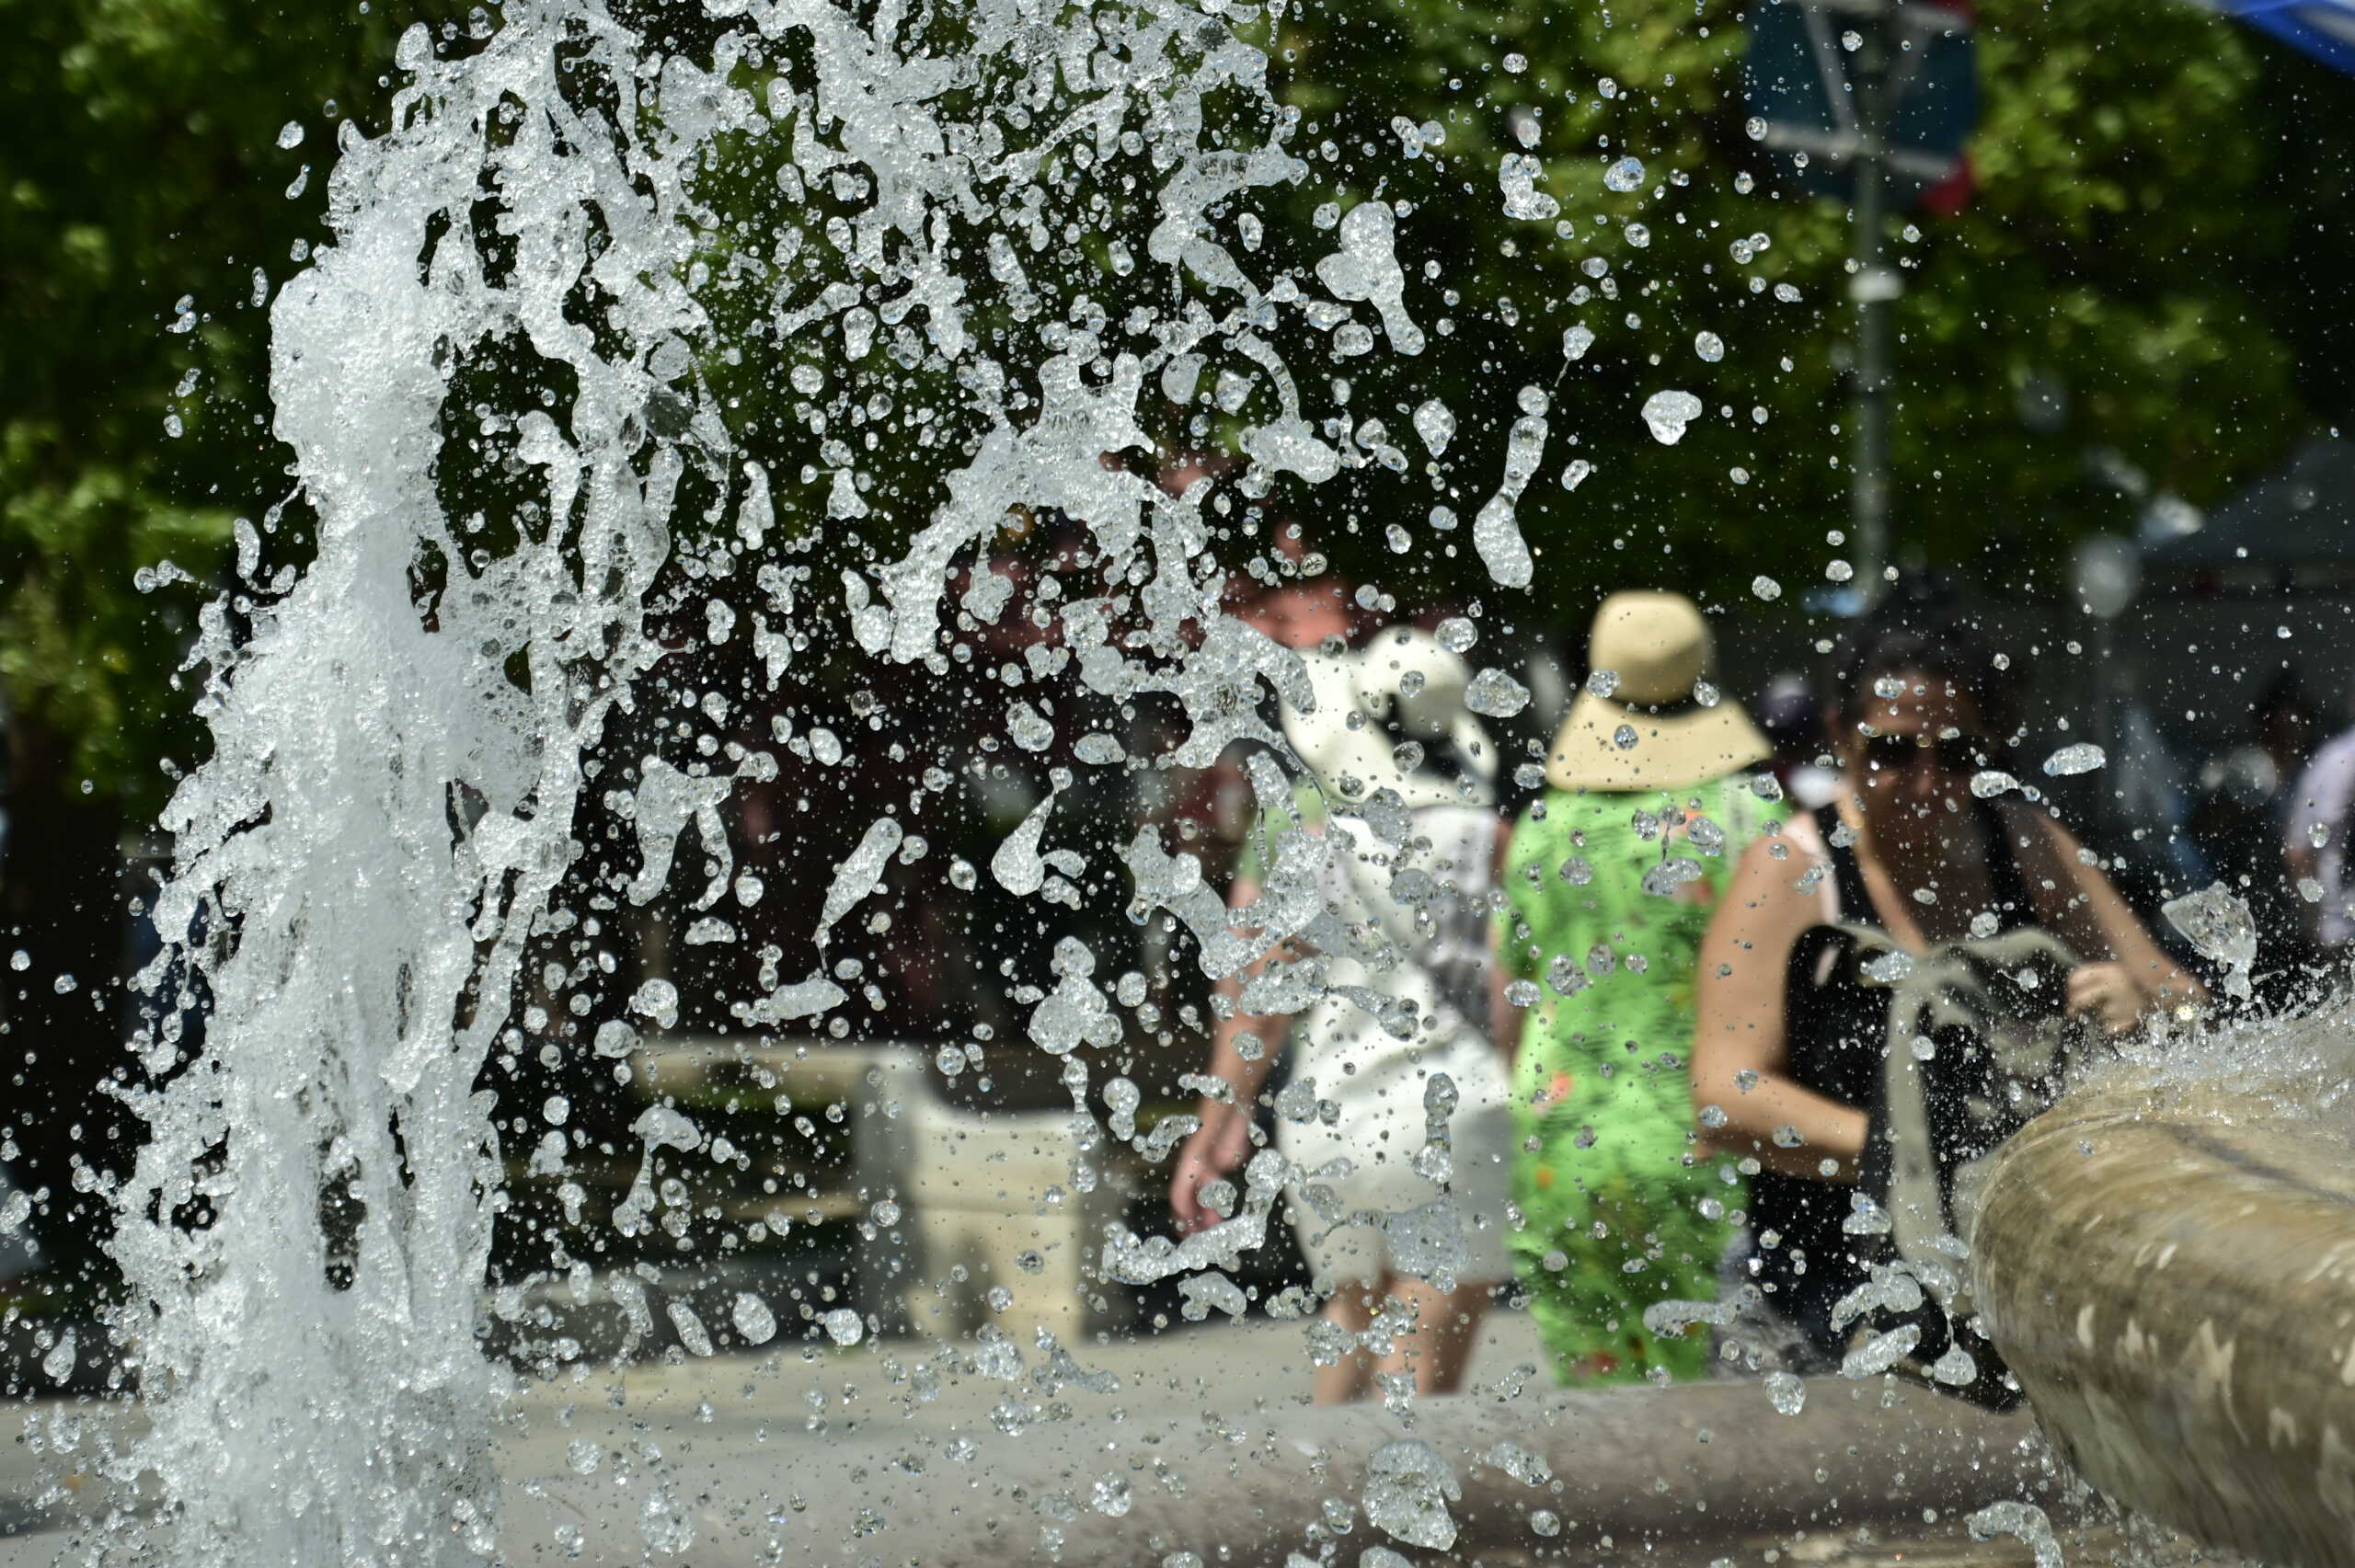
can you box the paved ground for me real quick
[0,1310,2192,1568]
[3,1309,1552,1554]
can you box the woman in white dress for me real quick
[1169,626,1515,1402]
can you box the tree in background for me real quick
[1,0,2349,1277]
[1253,0,2354,612]
[0,0,470,1274]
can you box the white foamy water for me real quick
[103,1,1444,1560]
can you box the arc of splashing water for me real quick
[109,8,746,1562]
[101,0,1441,1560]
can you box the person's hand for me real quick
[1168,1106,1254,1235]
[2066,962,2146,1035]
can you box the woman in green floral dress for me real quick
[1494,592,1786,1384]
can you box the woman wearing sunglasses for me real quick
[1690,594,2202,1373]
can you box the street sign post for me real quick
[1745,0,1977,603]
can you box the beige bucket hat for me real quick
[1283,628,1497,811]
[1544,590,1771,793]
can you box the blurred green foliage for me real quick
[1253,0,2355,607]
[0,0,468,809]
[1,0,2349,809]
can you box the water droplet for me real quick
[1613,724,1639,750]
[1625,223,1650,247]
[1642,858,1703,896]
[1930,1345,1979,1386]
[1362,1440,1462,1550]
[1745,116,1768,141]
[276,120,305,150]
[1503,52,1529,74]
[1841,28,1864,49]
[822,1308,866,1345]
[1435,617,1477,654]
[732,1291,777,1345]
[1752,576,1782,601]
[2041,742,2107,776]
[1860,951,1914,983]
[1774,282,1801,303]
[1968,1502,2064,1568]
[1603,156,1646,193]
[1466,668,1531,718]
[639,1489,695,1553]
[1970,770,2020,798]
[1694,330,1725,362]
[1841,1321,1922,1378]
[1764,1370,1806,1414]
[2164,884,2257,1000]
[631,978,679,1029]
[666,1299,714,1356]
[1561,323,1596,361]
[1641,389,1704,444]
[1412,398,1455,455]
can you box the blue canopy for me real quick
[2207,0,2355,73]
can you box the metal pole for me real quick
[1850,6,1895,604]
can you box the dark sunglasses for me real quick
[1861,732,1993,774]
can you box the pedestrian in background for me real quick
[1171,627,1514,1402]
[1494,591,1785,1385]
[1692,600,2201,1374]
[2283,683,2355,978]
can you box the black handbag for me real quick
[1782,921,2098,1410]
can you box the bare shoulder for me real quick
[1722,818,1823,928]
[1994,799,2078,882]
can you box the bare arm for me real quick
[1201,880,1288,1107]
[2012,809,2207,1018]
[1690,831,1871,1181]
[1170,876,1292,1232]
[1489,815,1528,1063]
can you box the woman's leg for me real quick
[1372,1274,1496,1396]
[1312,1285,1379,1405]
